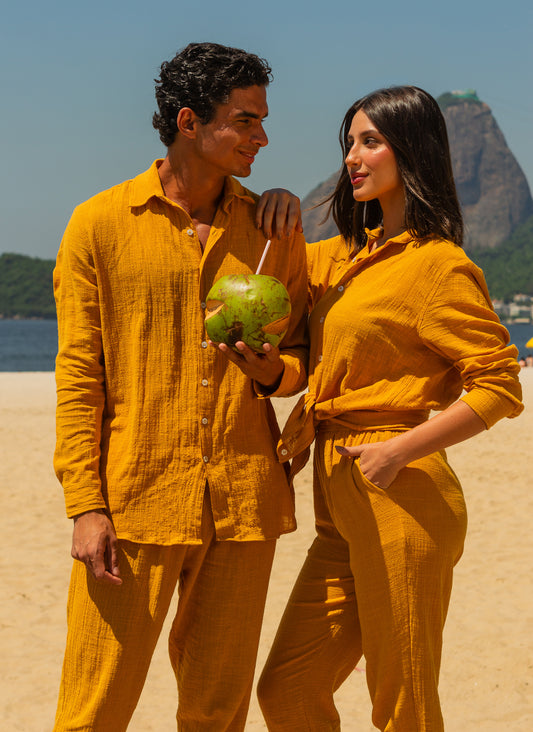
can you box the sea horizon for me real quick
[1,318,533,373]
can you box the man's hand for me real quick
[256,189,303,240]
[214,341,284,390]
[71,509,122,586]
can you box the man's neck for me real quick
[157,153,226,226]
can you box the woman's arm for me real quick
[337,400,486,489]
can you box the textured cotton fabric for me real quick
[260,422,466,732]
[260,230,523,731]
[277,229,523,469]
[54,160,308,544]
[54,491,276,731]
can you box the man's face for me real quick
[193,85,269,178]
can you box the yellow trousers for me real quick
[54,491,276,731]
[259,423,467,731]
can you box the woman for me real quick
[257,86,523,731]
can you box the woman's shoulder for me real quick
[411,237,492,304]
[410,236,481,273]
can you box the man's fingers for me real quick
[261,343,281,361]
[106,538,122,581]
[101,572,123,586]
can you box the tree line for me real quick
[1,219,533,319]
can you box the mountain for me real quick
[301,91,533,253]
[442,93,533,250]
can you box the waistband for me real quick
[277,392,429,484]
[318,409,429,434]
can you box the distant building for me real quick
[493,294,532,323]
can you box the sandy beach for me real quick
[1,370,531,731]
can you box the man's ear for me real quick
[177,107,199,139]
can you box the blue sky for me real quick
[1,0,532,259]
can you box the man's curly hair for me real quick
[152,42,272,147]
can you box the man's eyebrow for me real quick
[234,109,268,120]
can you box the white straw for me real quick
[255,239,272,274]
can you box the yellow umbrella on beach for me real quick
[527,337,533,348]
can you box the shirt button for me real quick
[338,285,344,292]
[319,316,325,323]
[280,448,288,456]
[203,455,209,463]
[201,379,208,386]
[187,228,194,236]
[200,302,206,309]
[201,417,208,425]
[318,355,323,362]
[201,341,208,349]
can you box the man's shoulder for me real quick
[73,162,158,219]
[225,176,259,206]
[75,173,139,215]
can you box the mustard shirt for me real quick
[54,160,308,544]
[278,229,522,464]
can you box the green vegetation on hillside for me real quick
[0,253,56,318]
[437,90,482,110]
[469,214,533,300]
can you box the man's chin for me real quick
[233,166,252,179]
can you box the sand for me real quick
[0,370,531,731]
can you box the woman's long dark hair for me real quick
[327,86,463,250]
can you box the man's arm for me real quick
[54,207,121,584]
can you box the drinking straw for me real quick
[255,240,271,274]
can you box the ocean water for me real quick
[0,319,58,371]
[1,319,532,373]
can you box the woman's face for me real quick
[345,109,404,210]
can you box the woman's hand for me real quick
[213,340,285,390]
[256,188,303,240]
[336,401,488,490]
[336,441,403,490]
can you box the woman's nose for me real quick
[345,144,360,166]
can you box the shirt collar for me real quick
[364,226,413,250]
[129,159,256,211]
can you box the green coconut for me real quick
[205,274,291,352]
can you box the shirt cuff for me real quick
[460,388,523,429]
[253,353,306,399]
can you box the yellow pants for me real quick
[259,423,467,731]
[54,492,276,731]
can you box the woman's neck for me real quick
[371,193,406,249]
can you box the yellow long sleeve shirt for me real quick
[278,229,522,465]
[54,160,308,544]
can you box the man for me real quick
[53,42,307,730]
